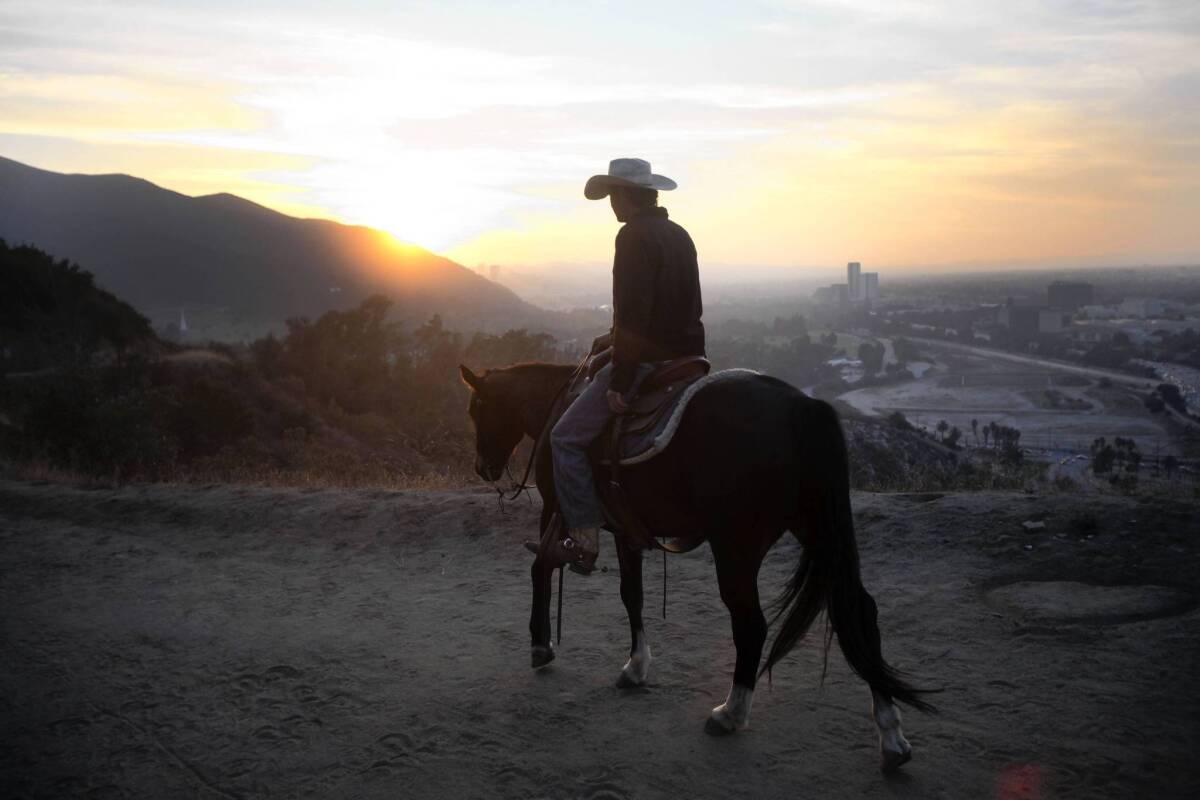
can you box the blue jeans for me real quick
[550,362,654,530]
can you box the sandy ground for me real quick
[2,479,1199,799]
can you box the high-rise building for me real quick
[846,262,862,300]
[863,272,880,301]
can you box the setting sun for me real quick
[3,1,1195,273]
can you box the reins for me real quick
[494,362,583,513]
[490,360,583,646]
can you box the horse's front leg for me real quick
[614,534,651,688]
[529,508,557,668]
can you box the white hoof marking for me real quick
[619,631,651,687]
[871,690,912,772]
[709,684,754,732]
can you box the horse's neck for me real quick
[513,365,575,439]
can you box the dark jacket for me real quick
[610,206,705,394]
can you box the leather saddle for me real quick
[599,353,711,446]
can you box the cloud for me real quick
[1,0,1196,266]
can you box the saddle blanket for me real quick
[601,368,761,466]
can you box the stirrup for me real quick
[534,536,596,575]
[562,537,598,576]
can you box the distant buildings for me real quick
[997,302,1067,337]
[813,283,850,306]
[815,261,881,305]
[996,281,1096,340]
[1119,297,1168,318]
[1038,309,1067,334]
[1046,280,1094,310]
[863,272,880,301]
[846,262,861,301]
[997,304,1039,338]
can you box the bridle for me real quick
[492,361,584,513]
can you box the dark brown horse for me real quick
[459,361,933,772]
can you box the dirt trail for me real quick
[1,480,1198,799]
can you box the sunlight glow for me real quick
[1,0,1196,272]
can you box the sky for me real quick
[2,0,1199,279]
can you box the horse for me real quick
[458,360,934,772]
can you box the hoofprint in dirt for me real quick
[1,481,1198,799]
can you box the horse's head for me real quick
[459,364,526,483]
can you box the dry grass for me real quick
[0,455,479,493]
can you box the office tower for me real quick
[864,272,880,300]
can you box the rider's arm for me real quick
[610,226,656,395]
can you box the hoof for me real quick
[880,744,912,774]
[704,714,737,736]
[615,670,643,689]
[531,644,555,670]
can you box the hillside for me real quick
[0,156,543,333]
[1,479,1196,798]
[0,239,156,371]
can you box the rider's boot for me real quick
[523,526,600,575]
[560,526,600,575]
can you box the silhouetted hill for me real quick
[0,240,156,371]
[0,156,542,333]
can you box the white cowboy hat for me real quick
[584,158,677,200]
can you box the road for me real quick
[910,338,1156,389]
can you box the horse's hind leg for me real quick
[860,588,912,772]
[706,537,767,735]
[614,535,650,688]
[873,689,911,773]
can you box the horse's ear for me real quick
[459,364,481,390]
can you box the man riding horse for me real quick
[458,160,933,768]
[545,157,705,575]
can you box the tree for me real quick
[971,418,979,445]
[995,424,1022,463]
[1165,454,1179,479]
[893,337,920,365]
[936,419,949,442]
[858,340,884,376]
[0,240,153,371]
[1091,437,1116,474]
[946,426,962,449]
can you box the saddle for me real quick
[555,348,711,554]
[604,354,710,447]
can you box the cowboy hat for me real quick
[584,158,677,200]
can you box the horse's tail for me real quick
[760,395,936,713]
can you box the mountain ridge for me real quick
[0,156,542,334]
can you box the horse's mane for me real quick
[482,361,574,378]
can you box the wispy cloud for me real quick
[1,0,1196,268]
